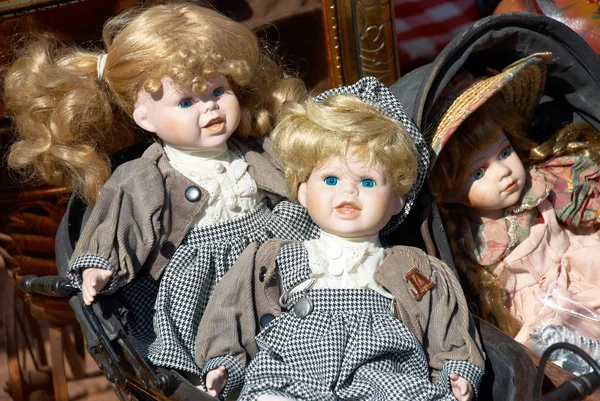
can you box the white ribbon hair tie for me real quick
[96,53,108,79]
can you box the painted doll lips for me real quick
[203,118,225,133]
[503,182,518,193]
[334,201,361,216]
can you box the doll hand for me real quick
[205,366,229,397]
[81,268,112,305]
[450,373,473,401]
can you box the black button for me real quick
[160,241,176,259]
[260,313,275,329]
[185,186,201,202]
[258,266,267,282]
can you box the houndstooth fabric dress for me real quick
[238,242,478,401]
[116,200,318,375]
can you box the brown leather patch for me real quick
[404,267,435,300]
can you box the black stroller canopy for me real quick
[392,12,600,140]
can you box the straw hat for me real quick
[429,53,551,168]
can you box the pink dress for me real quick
[459,155,600,342]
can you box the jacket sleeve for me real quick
[424,256,486,398]
[67,159,165,292]
[538,154,600,227]
[195,243,261,398]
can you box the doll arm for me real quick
[67,158,165,293]
[537,155,600,227]
[424,256,485,398]
[195,242,263,398]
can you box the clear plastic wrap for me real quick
[523,283,600,375]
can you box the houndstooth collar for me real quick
[314,76,429,235]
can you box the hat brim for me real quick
[429,54,549,169]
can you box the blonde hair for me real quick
[272,94,417,200]
[430,94,600,337]
[4,3,306,204]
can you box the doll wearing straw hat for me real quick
[428,54,600,362]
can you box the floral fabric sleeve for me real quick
[537,155,600,227]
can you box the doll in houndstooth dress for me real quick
[196,77,486,400]
[4,3,319,379]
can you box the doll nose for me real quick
[495,162,513,179]
[200,100,219,114]
[339,181,358,195]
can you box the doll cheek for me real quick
[305,197,324,216]
[373,195,394,216]
[165,118,190,140]
[467,190,495,208]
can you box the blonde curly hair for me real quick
[4,3,306,204]
[271,94,418,201]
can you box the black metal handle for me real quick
[534,342,600,400]
[534,372,600,401]
[20,274,79,297]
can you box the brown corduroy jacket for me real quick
[195,239,486,382]
[70,135,289,287]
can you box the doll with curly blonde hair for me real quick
[273,95,417,201]
[5,3,305,205]
[429,54,600,356]
[3,2,319,379]
[196,77,485,401]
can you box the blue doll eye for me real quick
[324,176,339,186]
[472,168,485,180]
[361,179,375,188]
[213,87,225,97]
[179,98,194,109]
[499,147,511,160]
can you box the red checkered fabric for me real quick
[394,0,478,72]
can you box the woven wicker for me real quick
[429,53,551,168]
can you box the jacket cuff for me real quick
[438,360,483,400]
[68,255,119,293]
[202,355,245,398]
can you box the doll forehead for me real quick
[315,152,386,177]
[467,131,510,169]
[166,74,227,93]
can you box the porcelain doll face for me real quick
[298,152,404,238]
[133,75,241,150]
[447,130,527,223]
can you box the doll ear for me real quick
[133,106,156,133]
[394,195,405,215]
[298,182,308,208]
